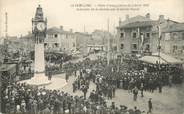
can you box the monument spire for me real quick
[24,4,51,86]
[35,4,44,20]
[21,4,67,88]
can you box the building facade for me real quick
[75,32,91,54]
[161,23,184,60]
[44,26,76,53]
[117,13,177,55]
[89,30,114,52]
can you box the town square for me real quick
[0,0,184,114]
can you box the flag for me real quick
[137,27,142,52]
[140,34,144,48]
[157,25,162,50]
[137,27,140,38]
[157,25,162,40]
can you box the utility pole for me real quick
[113,22,115,60]
[5,12,8,39]
[158,25,161,66]
[107,18,110,65]
[137,27,140,55]
[117,17,121,54]
[4,12,8,63]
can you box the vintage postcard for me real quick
[0,0,184,114]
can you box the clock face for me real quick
[37,22,46,31]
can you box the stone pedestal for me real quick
[25,43,51,86]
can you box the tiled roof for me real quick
[120,21,158,29]
[47,27,63,34]
[163,23,184,32]
[47,27,72,34]
[120,15,153,26]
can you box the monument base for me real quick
[19,74,68,90]
[21,73,52,86]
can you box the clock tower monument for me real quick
[27,5,51,86]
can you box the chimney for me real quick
[60,26,63,31]
[125,14,129,20]
[145,13,150,19]
[159,15,165,23]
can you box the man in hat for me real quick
[140,83,144,97]
[48,70,52,80]
[148,98,153,113]
[110,102,115,110]
[132,86,138,101]
[120,105,128,114]
[134,106,141,114]
[81,84,88,99]
[112,85,116,98]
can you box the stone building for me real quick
[45,26,76,53]
[75,32,91,54]
[161,23,184,60]
[88,30,114,53]
[116,13,178,55]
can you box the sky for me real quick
[0,0,184,37]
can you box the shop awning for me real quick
[139,52,183,64]
[139,56,167,64]
[152,52,183,64]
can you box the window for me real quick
[44,43,47,47]
[55,43,58,47]
[120,33,124,38]
[121,44,124,49]
[173,33,178,39]
[54,34,58,38]
[132,44,137,50]
[146,33,150,38]
[165,33,171,40]
[145,44,150,51]
[132,32,137,38]
[173,45,177,53]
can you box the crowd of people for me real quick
[1,82,144,114]
[68,56,183,99]
[1,54,183,114]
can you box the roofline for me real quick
[167,19,180,24]
[163,30,184,33]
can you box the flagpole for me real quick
[158,25,161,66]
[107,18,110,65]
[4,12,8,63]
[137,27,141,55]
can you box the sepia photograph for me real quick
[0,0,184,114]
